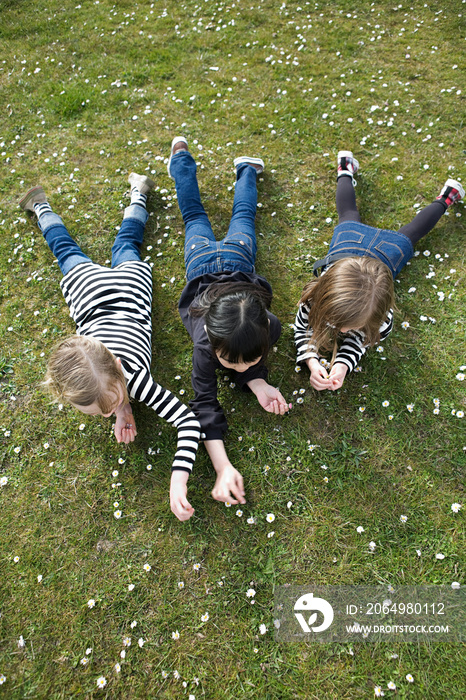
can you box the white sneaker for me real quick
[233,156,265,174]
[337,150,359,185]
[167,136,189,179]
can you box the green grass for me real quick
[0,0,465,698]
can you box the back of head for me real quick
[192,282,272,363]
[301,256,394,354]
[43,336,128,412]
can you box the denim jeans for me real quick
[170,151,258,281]
[38,204,149,275]
[326,221,414,278]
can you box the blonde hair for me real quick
[43,335,128,412]
[300,257,394,366]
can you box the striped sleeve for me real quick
[335,309,394,372]
[125,366,201,473]
[293,303,320,363]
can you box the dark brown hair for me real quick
[190,281,272,363]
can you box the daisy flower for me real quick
[400,515,408,523]
[266,513,275,523]
[401,321,410,329]
[96,676,107,689]
[172,630,180,640]
[201,612,209,622]
[406,674,414,683]
[259,623,267,635]
[143,563,151,572]
[87,599,96,609]
[374,686,385,697]
[451,503,461,513]
[387,681,396,690]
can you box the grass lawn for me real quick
[0,0,464,697]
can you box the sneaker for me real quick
[436,178,464,207]
[167,136,189,179]
[337,150,359,183]
[19,186,47,212]
[128,172,156,194]
[233,156,265,174]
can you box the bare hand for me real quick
[248,379,291,415]
[114,410,137,443]
[328,363,348,391]
[307,358,332,391]
[212,464,246,505]
[170,472,194,521]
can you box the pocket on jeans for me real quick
[332,229,366,246]
[223,233,255,259]
[374,241,405,271]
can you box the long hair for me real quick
[300,257,394,365]
[43,335,129,413]
[190,281,272,363]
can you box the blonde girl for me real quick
[294,151,464,390]
[19,173,201,521]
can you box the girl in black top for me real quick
[169,137,290,507]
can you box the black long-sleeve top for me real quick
[178,271,282,440]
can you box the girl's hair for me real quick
[43,336,129,413]
[190,281,272,363]
[300,257,394,365]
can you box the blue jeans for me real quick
[170,151,258,281]
[326,221,414,278]
[38,205,149,275]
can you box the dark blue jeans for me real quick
[170,151,258,281]
[38,205,148,275]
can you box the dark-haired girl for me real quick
[169,138,290,506]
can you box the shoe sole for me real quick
[128,172,156,193]
[167,136,189,179]
[233,156,265,173]
[337,150,359,174]
[19,186,46,211]
[444,178,465,201]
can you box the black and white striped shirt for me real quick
[294,302,393,372]
[60,261,200,473]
